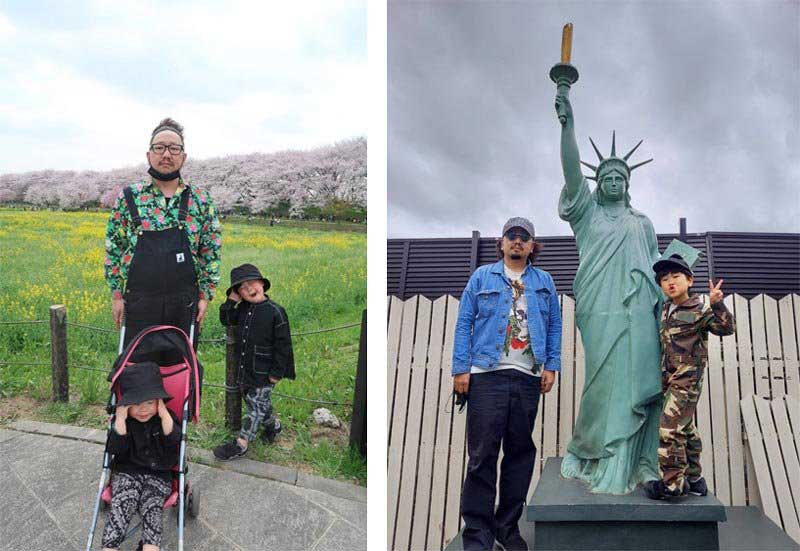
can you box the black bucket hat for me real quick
[117,361,172,406]
[653,254,693,283]
[225,263,271,297]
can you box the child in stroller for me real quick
[87,325,202,551]
[101,361,178,551]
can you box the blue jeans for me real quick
[461,370,542,550]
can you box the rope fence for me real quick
[0,318,360,340]
[0,310,363,413]
[0,360,352,406]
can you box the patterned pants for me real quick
[658,362,704,493]
[239,384,277,442]
[101,471,171,549]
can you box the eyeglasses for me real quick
[504,230,532,242]
[150,143,184,155]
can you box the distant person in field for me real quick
[214,263,295,460]
[104,118,221,346]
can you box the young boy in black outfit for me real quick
[213,263,296,461]
[103,361,180,551]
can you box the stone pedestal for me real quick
[528,458,726,550]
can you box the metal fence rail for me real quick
[388,232,800,300]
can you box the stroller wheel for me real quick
[188,487,200,518]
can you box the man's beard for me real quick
[148,164,181,181]
[509,253,523,260]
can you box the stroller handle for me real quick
[118,321,196,352]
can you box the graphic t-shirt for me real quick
[471,265,540,377]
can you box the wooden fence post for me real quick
[225,326,242,431]
[50,304,68,402]
[350,308,367,456]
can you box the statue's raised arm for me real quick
[555,93,583,200]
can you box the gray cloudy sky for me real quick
[388,1,800,239]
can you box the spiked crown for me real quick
[580,131,653,182]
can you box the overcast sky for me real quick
[0,1,365,173]
[388,1,800,238]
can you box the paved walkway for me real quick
[0,422,366,551]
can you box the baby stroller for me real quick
[86,324,202,551]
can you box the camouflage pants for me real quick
[658,362,704,493]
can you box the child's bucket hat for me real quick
[226,263,271,296]
[117,361,172,406]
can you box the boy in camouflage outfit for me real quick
[645,254,735,500]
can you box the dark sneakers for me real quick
[688,477,709,496]
[261,419,282,444]
[213,439,248,461]
[643,479,689,500]
[643,479,666,499]
[495,531,528,551]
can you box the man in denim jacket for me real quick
[453,217,562,551]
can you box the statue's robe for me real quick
[558,178,662,494]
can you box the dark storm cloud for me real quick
[388,1,800,238]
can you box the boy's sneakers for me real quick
[213,439,248,461]
[643,479,666,500]
[260,419,282,444]
[643,479,689,500]
[688,477,708,496]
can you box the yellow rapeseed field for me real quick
[0,209,365,329]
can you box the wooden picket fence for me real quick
[741,394,800,544]
[387,293,800,551]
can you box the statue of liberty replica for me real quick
[552,24,662,494]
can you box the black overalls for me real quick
[122,185,198,349]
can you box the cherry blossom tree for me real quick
[1,137,366,219]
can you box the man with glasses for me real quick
[452,217,561,551]
[104,117,221,347]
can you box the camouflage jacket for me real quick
[659,295,735,372]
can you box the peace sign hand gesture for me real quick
[709,279,725,305]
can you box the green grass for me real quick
[0,208,366,485]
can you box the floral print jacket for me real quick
[104,180,222,301]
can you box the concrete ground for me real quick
[0,421,366,551]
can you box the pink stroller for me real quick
[86,325,202,551]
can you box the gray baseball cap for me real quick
[502,217,535,238]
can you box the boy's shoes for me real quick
[495,531,528,550]
[643,479,665,500]
[643,479,688,500]
[213,440,248,461]
[260,420,282,444]
[688,476,708,496]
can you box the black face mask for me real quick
[148,165,181,182]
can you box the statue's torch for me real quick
[550,23,579,124]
